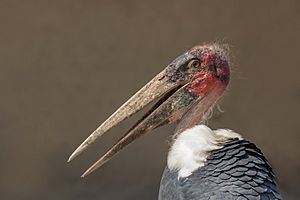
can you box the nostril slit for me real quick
[207,65,217,72]
[158,75,165,81]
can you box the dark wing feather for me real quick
[158,140,282,200]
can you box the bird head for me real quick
[68,44,230,177]
[164,45,230,97]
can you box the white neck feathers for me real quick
[167,125,242,178]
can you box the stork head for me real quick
[165,45,230,96]
[68,44,230,177]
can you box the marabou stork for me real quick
[68,44,282,199]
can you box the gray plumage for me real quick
[158,139,282,200]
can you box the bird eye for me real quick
[189,59,200,68]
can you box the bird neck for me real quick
[174,88,222,136]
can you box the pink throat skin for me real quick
[176,81,226,135]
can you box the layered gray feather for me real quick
[159,139,282,200]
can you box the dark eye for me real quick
[189,59,200,68]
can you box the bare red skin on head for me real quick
[188,48,230,97]
[189,71,225,96]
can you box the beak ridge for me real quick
[80,82,198,177]
[68,69,181,162]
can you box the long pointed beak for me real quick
[81,83,199,177]
[67,69,174,162]
[68,67,201,176]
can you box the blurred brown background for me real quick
[0,1,299,200]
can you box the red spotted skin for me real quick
[188,46,230,97]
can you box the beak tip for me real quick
[81,155,108,178]
[68,141,90,162]
[67,156,73,163]
[81,167,95,178]
[67,150,79,162]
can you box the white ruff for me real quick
[167,125,242,178]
